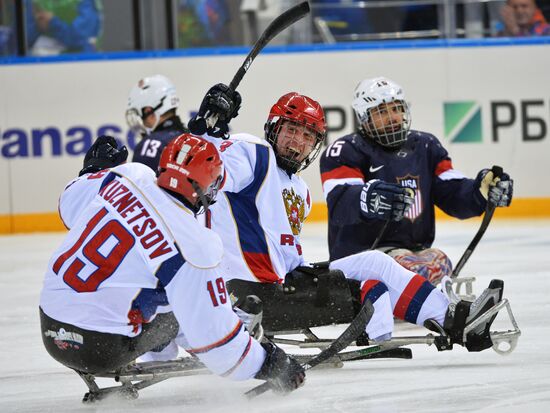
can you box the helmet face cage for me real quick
[125,108,146,135]
[266,118,324,174]
[126,75,180,134]
[191,174,223,214]
[265,93,326,174]
[361,100,411,148]
[352,77,411,149]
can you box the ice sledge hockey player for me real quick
[186,84,508,352]
[39,135,305,394]
[126,74,189,171]
[320,77,513,284]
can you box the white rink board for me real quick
[1,43,549,215]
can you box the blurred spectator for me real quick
[497,0,550,36]
[0,0,16,56]
[26,0,102,55]
[177,0,234,48]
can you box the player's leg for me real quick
[330,252,397,341]
[137,341,180,362]
[387,247,452,285]
[136,305,181,362]
[357,279,394,341]
[330,250,449,328]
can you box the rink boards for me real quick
[1,39,549,232]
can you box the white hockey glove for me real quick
[233,295,263,339]
[476,168,513,207]
[359,179,415,221]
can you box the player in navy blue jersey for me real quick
[320,77,513,284]
[126,75,189,171]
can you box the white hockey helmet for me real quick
[351,77,411,148]
[126,74,180,134]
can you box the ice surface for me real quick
[1,220,549,412]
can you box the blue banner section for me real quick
[0,124,137,159]
[2,37,550,66]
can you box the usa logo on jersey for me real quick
[397,175,423,221]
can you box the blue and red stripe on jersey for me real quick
[320,165,365,185]
[360,279,388,304]
[226,145,279,283]
[186,321,244,354]
[221,336,253,377]
[393,274,435,323]
[435,159,453,176]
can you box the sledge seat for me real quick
[227,267,361,333]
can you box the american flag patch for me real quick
[397,175,422,221]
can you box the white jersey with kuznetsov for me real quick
[40,163,264,379]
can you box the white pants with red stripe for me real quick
[330,250,450,341]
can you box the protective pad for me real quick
[388,248,452,284]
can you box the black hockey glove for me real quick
[359,179,414,221]
[188,83,242,139]
[476,169,513,207]
[255,342,305,394]
[79,135,128,176]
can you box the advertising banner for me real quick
[1,43,549,232]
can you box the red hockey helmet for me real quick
[265,92,326,174]
[157,134,223,210]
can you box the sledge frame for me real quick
[77,273,520,402]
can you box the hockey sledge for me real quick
[77,357,209,402]
[227,268,521,357]
[450,276,476,300]
[76,297,376,403]
[76,270,520,403]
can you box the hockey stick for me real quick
[229,1,309,91]
[245,299,374,399]
[310,217,392,269]
[370,218,391,250]
[205,1,310,129]
[451,165,503,279]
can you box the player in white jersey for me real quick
[40,134,305,393]
[187,85,507,352]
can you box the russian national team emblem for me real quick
[397,175,422,221]
[282,188,305,235]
